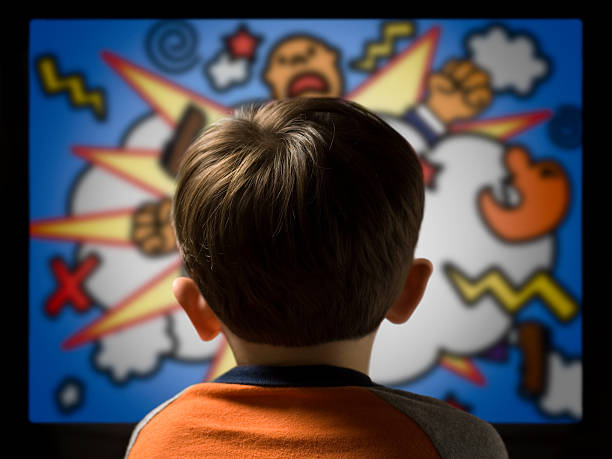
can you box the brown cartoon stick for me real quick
[517,321,550,398]
[161,104,206,177]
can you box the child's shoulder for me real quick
[366,385,508,458]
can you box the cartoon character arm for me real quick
[402,103,447,146]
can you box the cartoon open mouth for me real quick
[287,72,329,97]
[479,146,570,242]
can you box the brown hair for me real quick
[172,97,424,346]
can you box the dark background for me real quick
[5,14,607,458]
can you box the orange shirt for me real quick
[126,365,507,458]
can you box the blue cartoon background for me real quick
[29,19,582,423]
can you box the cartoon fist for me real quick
[131,197,177,256]
[425,58,493,124]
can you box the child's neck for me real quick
[221,326,378,375]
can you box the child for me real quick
[125,97,508,458]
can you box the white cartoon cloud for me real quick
[539,352,582,419]
[94,318,174,381]
[57,379,82,411]
[207,52,249,90]
[467,26,548,95]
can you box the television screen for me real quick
[29,18,582,424]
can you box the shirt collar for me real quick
[213,364,376,387]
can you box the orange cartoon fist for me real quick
[425,58,493,124]
[131,197,177,256]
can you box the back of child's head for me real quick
[172,97,424,347]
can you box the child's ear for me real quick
[172,277,221,341]
[385,258,433,324]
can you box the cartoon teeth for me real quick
[287,72,329,97]
[490,175,521,208]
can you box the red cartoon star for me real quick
[225,25,260,61]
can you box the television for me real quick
[21,17,596,457]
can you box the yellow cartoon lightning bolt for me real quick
[36,55,106,120]
[446,264,578,322]
[346,26,439,116]
[351,21,415,71]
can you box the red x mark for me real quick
[45,254,100,316]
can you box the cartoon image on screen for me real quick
[29,19,582,422]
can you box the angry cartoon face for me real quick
[263,35,343,99]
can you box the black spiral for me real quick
[145,20,199,74]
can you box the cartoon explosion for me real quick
[30,26,554,383]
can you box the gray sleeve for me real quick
[367,386,509,459]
